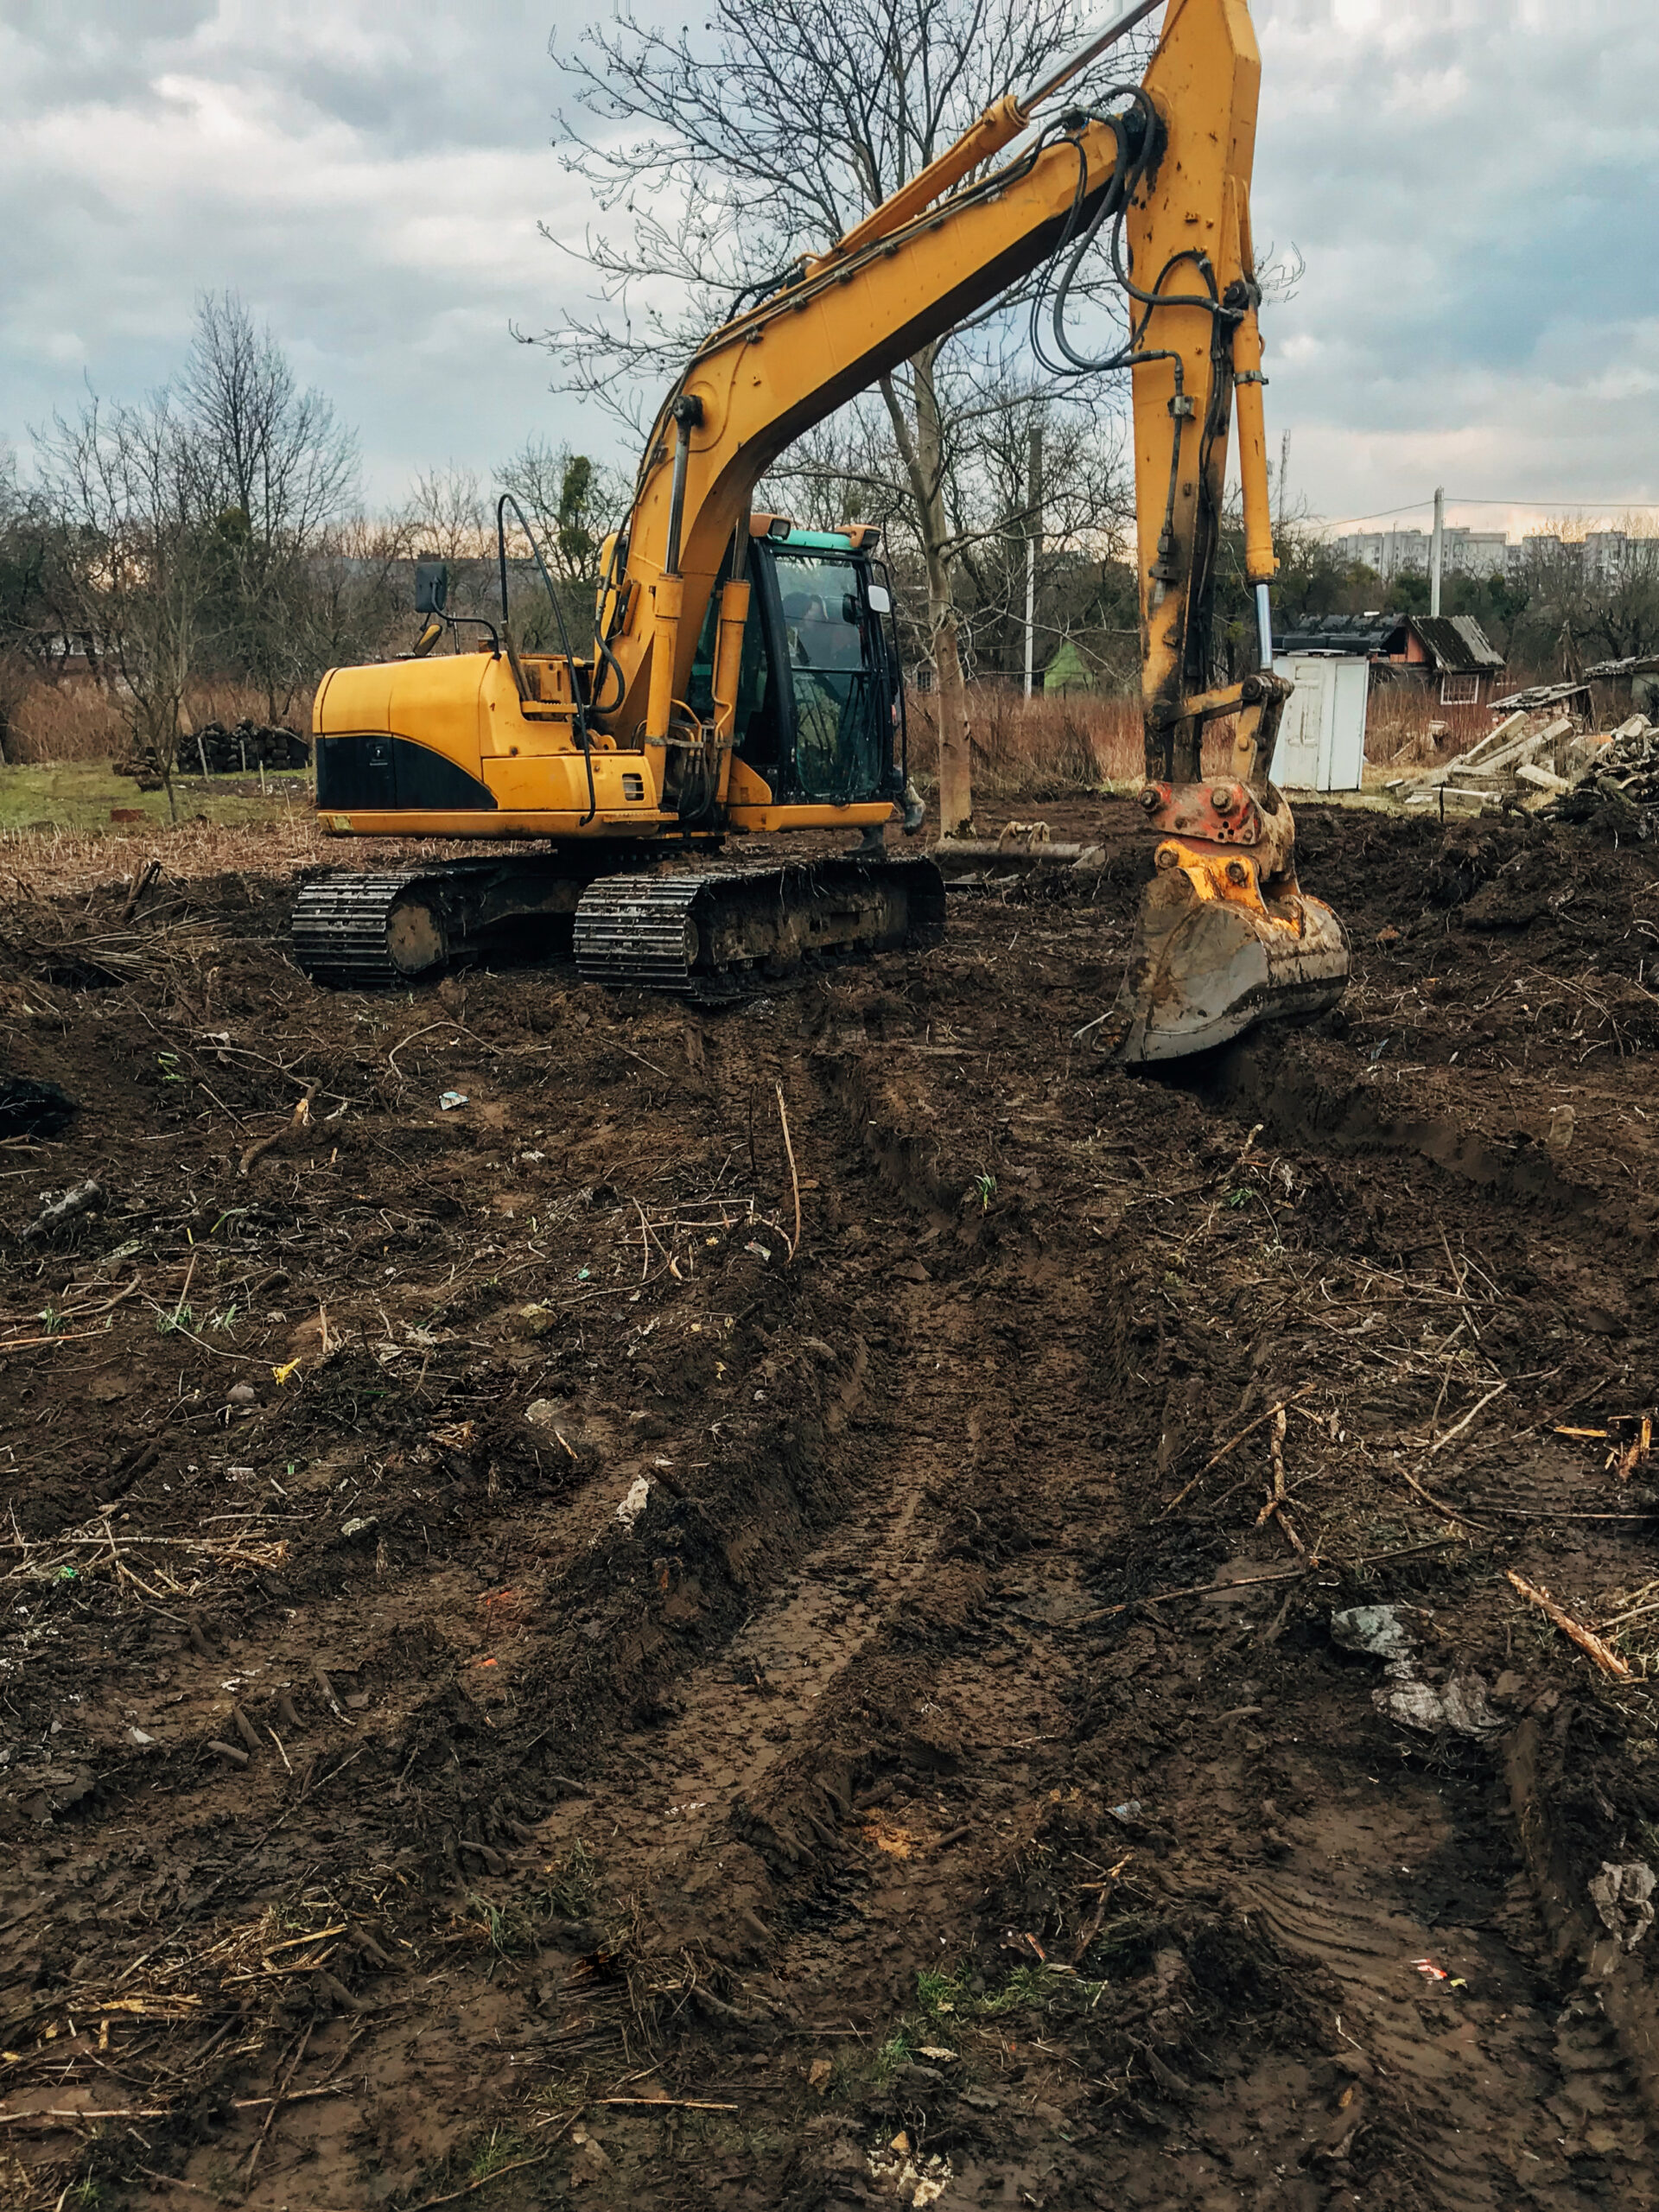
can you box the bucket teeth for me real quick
[1082,847,1350,1064]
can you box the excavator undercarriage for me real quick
[292,853,945,998]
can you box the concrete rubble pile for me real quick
[1383,706,1604,817]
[1541,716,1659,832]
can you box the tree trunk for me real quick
[881,354,973,836]
[931,593,972,836]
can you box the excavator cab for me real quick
[687,524,907,810]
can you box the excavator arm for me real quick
[597,0,1348,1058]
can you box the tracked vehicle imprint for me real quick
[573,856,946,998]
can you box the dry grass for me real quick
[909,683,1236,795]
[0,815,566,902]
[1363,685,1491,766]
[6,680,128,764]
[5,677,308,766]
[0,813,333,898]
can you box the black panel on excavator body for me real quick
[315,734,499,812]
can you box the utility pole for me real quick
[1430,485,1445,616]
[1023,423,1043,702]
[1276,427,1291,541]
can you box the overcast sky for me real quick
[2,0,1656,542]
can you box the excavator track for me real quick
[293,854,945,996]
[290,872,432,989]
[577,857,945,1000]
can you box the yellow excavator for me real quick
[293,0,1349,1061]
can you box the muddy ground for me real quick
[6,793,1659,2211]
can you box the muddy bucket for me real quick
[1080,849,1350,1064]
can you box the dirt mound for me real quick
[4,796,1659,2210]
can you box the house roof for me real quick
[1408,613,1504,673]
[1275,613,1398,656]
[1489,677,1593,715]
[1585,652,1659,680]
[1274,610,1504,671]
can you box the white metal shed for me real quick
[1269,653,1370,791]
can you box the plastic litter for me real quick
[439,1090,468,1111]
[1589,1860,1656,1952]
[1331,1605,1502,1738]
[615,1476,652,1532]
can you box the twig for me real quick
[245,2020,310,2183]
[596,2095,740,2110]
[1161,1386,1315,1516]
[1254,1407,1306,1555]
[1080,1537,1459,1624]
[131,2165,224,2201]
[614,1039,672,1082]
[238,1089,315,1177]
[1427,1381,1507,1455]
[1400,1468,1492,1532]
[0,2106,171,2124]
[632,1198,653,1282]
[1438,1222,1481,1341]
[0,1327,111,1351]
[1506,1568,1631,1681]
[1083,1565,1308,1622]
[405,2145,556,2209]
[775,1083,802,1262]
[119,858,162,924]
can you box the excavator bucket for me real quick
[1077,766,1351,1064]
[1093,842,1349,1063]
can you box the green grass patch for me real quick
[463,1841,603,1961]
[873,1960,1107,2088]
[0,759,310,834]
[468,2127,531,2181]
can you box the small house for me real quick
[1276,612,1505,707]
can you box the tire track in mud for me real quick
[527,1159,1103,1971]
[1230,1777,1656,2209]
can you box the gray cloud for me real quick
[1253,0,1659,534]
[2,0,1656,537]
[0,0,591,500]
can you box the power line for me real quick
[1446,495,1659,509]
[1319,494,1659,531]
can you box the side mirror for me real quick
[414,559,450,615]
[867,582,893,617]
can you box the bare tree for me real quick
[36,392,215,814]
[181,292,359,717]
[183,294,358,555]
[496,434,626,595]
[405,463,489,564]
[298,516,420,676]
[536,0,1141,830]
